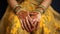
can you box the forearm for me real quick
[7,0,18,9]
[35,0,52,14]
[7,0,22,14]
[40,0,52,10]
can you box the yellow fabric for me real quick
[0,0,60,34]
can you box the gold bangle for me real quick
[13,5,21,14]
[36,5,46,14]
[35,9,44,15]
[38,5,45,10]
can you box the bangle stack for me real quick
[35,5,45,14]
[13,4,45,15]
[39,5,45,10]
[13,4,21,14]
[35,9,44,15]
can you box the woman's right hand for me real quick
[16,10,33,32]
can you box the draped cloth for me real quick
[0,0,60,34]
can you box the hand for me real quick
[16,10,34,32]
[16,10,41,32]
[29,11,41,22]
[29,11,41,31]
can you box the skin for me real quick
[7,0,52,32]
[17,10,41,32]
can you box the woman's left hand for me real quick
[29,11,41,32]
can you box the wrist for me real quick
[35,8,44,15]
[36,5,46,14]
[13,4,21,14]
[37,5,45,10]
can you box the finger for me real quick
[26,16,35,32]
[23,19,29,32]
[20,19,24,30]
[29,25,36,32]
[30,28,35,32]
[32,19,36,24]
[34,21,39,28]
[25,17,31,31]
[28,15,34,27]
[30,21,38,32]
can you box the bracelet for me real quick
[35,9,44,15]
[38,5,45,10]
[13,5,21,14]
[36,5,46,14]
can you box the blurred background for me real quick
[0,0,60,19]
